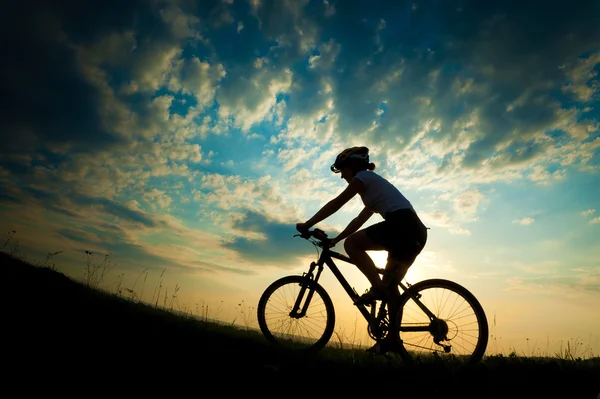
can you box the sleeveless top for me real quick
[353,170,415,219]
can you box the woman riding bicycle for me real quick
[296,146,428,305]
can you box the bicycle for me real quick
[257,228,489,364]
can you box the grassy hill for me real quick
[2,251,599,398]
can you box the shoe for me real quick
[353,287,387,306]
[366,342,385,354]
[366,339,398,355]
[366,337,401,355]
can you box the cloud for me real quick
[508,275,600,296]
[275,1,600,186]
[125,43,183,93]
[56,225,173,270]
[287,168,340,202]
[513,217,535,225]
[562,52,600,102]
[193,172,302,225]
[580,209,600,225]
[142,189,173,210]
[419,210,471,235]
[159,3,202,39]
[249,0,322,60]
[453,189,484,221]
[308,39,341,70]
[528,166,567,185]
[75,195,165,227]
[0,6,121,158]
[276,146,321,171]
[217,66,292,132]
[221,210,316,264]
[168,57,226,108]
[0,178,251,275]
[2,0,600,273]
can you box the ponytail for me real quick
[348,159,376,173]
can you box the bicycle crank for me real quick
[367,322,388,341]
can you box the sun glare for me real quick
[367,250,426,284]
[367,250,388,268]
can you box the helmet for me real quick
[330,146,369,173]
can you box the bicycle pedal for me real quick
[353,297,376,306]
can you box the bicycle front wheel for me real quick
[394,279,488,364]
[257,275,335,352]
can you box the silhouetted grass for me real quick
[2,251,599,398]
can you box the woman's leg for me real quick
[381,257,416,292]
[344,230,387,290]
[383,217,428,287]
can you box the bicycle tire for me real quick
[393,279,488,364]
[257,275,335,352]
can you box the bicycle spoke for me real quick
[445,291,461,319]
[258,276,335,350]
[456,331,479,341]
[397,280,487,363]
[449,313,478,323]
[447,302,474,320]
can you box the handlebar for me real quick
[294,228,332,246]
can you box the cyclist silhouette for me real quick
[296,146,428,350]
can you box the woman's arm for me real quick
[332,207,374,244]
[304,178,364,228]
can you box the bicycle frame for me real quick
[294,242,437,333]
[257,231,487,361]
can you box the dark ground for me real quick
[2,252,599,398]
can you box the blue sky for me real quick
[1,0,599,354]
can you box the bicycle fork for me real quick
[289,262,322,318]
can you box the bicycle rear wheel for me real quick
[394,279,488,364]
[257,275,335,352]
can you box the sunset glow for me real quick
[1,0,599,357]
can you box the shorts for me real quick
[363,208,428,263]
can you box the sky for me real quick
[1,0,599,356]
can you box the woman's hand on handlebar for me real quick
[329,236,340,248]
[296,222,310,233]
[295,222,312,238]
[295,223,337,247]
